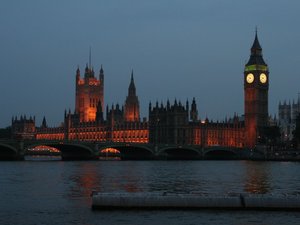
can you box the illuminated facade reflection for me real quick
[244,161,271,194]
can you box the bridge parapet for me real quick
[0,139,247,160]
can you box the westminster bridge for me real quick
[0,139,249,160]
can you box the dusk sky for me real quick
[1,0,299,127]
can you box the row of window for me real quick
[36,134,64,140]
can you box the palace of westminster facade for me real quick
[12,32,272,148]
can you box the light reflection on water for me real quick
[64,160,300,197]
[0,160,300,225]
[244,161,271,194]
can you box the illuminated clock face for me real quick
[246,73,254,83]
[260,73,267,83]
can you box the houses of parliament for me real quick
[12,32,271,149]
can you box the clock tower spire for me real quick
[244,31,269,148]
[124,70,140,122]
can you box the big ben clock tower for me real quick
[244,31,269,148]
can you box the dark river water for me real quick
[0,158,299,225]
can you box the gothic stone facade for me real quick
[148,99,244,147]
[24,32,270,148]
[36,70,148,143]
[75,65,104,122]
[11,116,36,140]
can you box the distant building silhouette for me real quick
[278,97,300,141]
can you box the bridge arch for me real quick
[203,147,239,159]
[159,146,200,159]
[26,142,96,160]
[0,143,19,160]
[99,144,154,160]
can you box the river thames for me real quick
[0,158,299,225]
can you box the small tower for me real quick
[244,30,269,148]
[190,97,198,122]
[99,65,104,89]
[41,116,48,128]
[95,100,104,123]
[76,66,80,83]
[124,70,140,122]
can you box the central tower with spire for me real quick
[124,70,140,122]
[244,30,269,148]
[75,51,104,122]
